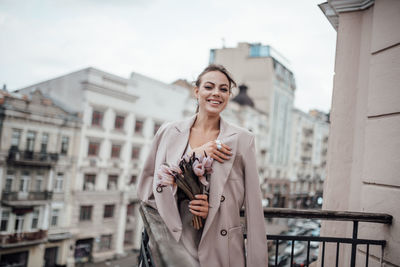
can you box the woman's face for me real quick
[195,71,230,116]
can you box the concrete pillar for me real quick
[116,196,127,255]
[47,169,54,191]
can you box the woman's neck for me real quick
[192,112,220,133]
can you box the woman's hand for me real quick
[189,194,209,219]
[192,140,232,163]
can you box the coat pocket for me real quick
[228,226,245,267]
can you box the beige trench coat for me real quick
[137,114,268,267]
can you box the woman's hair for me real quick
[195,64,237,90]
[194,64,236,113]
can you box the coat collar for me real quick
[164,113,239,242]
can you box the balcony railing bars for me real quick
[138,204,392,267]
[259,208,391,267]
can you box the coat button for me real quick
[156,186,163,193]
[220,229,227,236]
[220,195,225,202]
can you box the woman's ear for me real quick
[194,86,199,98]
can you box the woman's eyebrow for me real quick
[205,81,229,87]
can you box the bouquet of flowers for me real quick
[156,152,214,230]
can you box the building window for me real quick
[51,209,59,226]
[61,136,69,155]
[127,203,136,216]
[31,210,39,229]
[11,129,21,148]
[134,119,144,135]
[1,211,10,231]
[14,215,24,233]
[83,174,96,191]
[88,141,100,156]
[41,133,49,153]
[20,171,31,192]
[111,144,121,158]
[79,206,92,221]
[129,175,137,185]
[99,234,112,251]
[124,230,133,245]
[153,122,162,136]
[91,110,103,127]
[35,172,44,191]
[103,205,115,218]
[26,131,36,152]
[54,173,64,192]
[107,175,118,190]
[5,170,14,192]
[131,146,141,160]
[114,115,125,130]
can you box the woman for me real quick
[137,64,268,267]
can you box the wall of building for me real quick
[320,1,400,265]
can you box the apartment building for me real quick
[289,109,329,209]
[0,89,80,267]
[211,42,296,182]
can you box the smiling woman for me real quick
[138,64,268,267]
[194,64,236,114]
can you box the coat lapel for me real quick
[200,117,238,245]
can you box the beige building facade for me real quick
[319,0,400,265]
[0,90,81,267]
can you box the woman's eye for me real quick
[205,86,212,89]
[221,88,228,92]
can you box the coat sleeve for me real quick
[244,134,268,266]
[137,123,169,210]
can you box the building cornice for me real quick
[319,0,374,31]
[329,0,374,13]
[82,81,139,103]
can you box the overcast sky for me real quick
[0,0,336,113]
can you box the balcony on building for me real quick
[7,146,59,168]
[1,191,53,207]
[0,229,47,248]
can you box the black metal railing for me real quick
[138,203,392,267]
[7,147,59,167]
[257,208,392,267]
[1,191,53,202]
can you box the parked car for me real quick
[284,243,305,256]
[268,254,289,267]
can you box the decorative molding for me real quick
[319,0,374,31]
[330,0,374,13]
[319,2,339,30]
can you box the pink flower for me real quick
[202,156,214,174]
[157,164,175,186]
[192,160,205,177]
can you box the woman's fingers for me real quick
[194,194,208,201]
[189,194,209,218]
[214,150,230,160]
[189,208,207,218]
